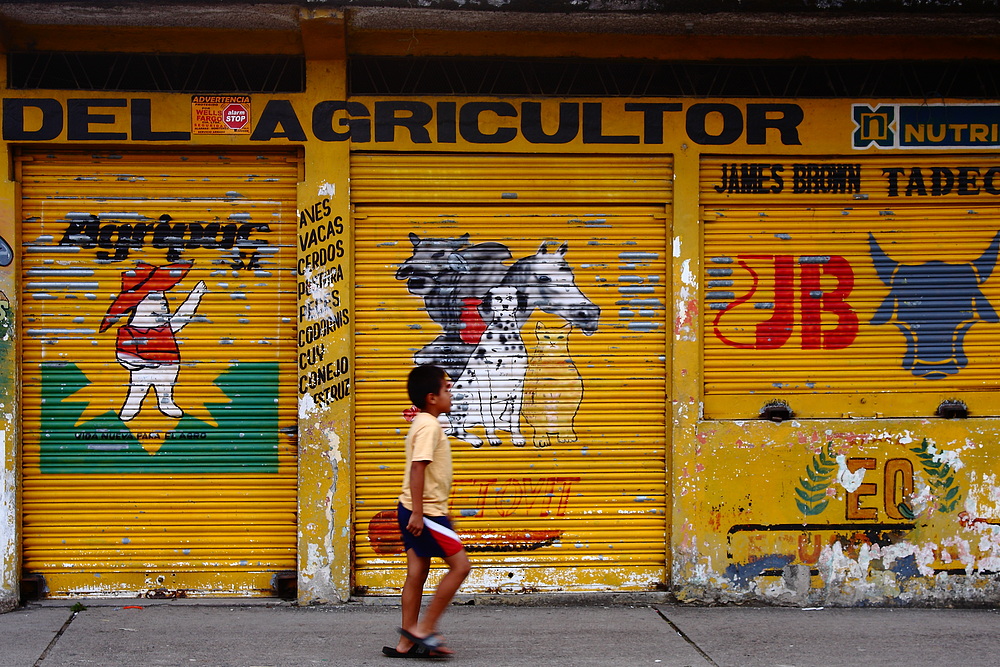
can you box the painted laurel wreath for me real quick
[795,441,837,516]
[908,437,962,516]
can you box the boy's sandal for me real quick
[398,628,450,654]
[382,645,449,660]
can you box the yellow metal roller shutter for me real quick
[353,153,671,594]
[702,155,1000,420]
[18,148,298,597]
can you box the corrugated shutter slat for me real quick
[702,156,1000,420]
[18,149,299,597]
[352,153,671,593]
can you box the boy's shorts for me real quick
[396,503,464,558]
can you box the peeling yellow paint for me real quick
[676,420,1000,606]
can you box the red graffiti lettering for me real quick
[713,254,858,350]
[797,533,823,564]
[800,256,858,349]
[454,476,579,518]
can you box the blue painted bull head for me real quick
[869,231,1000,379]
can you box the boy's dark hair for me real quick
[407,364,448,410]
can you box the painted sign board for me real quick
[854,104,1000,150]
[5,95,999,154]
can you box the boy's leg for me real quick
[397,549,430,652]
[412,548,471,641]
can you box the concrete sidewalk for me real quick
[3,599,999,667]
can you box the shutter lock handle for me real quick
[759,401,793,423]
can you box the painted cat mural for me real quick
[522,322,583,448]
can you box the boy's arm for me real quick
[406,460,429,536]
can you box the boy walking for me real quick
[384,364,471,659]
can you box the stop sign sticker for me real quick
[223,104,249,131]
[191,96,252,135]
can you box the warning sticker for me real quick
[192,95,252,135]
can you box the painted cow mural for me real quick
[869,230,1000,379]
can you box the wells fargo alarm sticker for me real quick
[191,95,251,135]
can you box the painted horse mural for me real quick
[496,242,601,335]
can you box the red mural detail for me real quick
[456,476,580,518]
[712,258,761,350]
[800,256,858,349]
[365,476,580,555]
[754,254,795,349]
[458,297,487,343]
[367,509,562,555]
[797,533,823,564]
[714,254,859,350]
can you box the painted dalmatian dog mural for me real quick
[447,286,527,447]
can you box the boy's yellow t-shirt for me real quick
[398,411,453,516]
